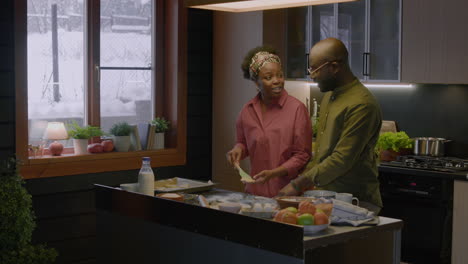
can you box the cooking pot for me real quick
[412,137,451,156]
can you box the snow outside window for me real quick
[27,0,154,149]
[28,0,86,148]
[100,0,153,133]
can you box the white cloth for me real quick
[330,199,378,226]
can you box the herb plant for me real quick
[67,121,104,139]
[376,131,414,152]
[109,122,133,136]
[151,117,170,133]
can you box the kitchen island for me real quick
[95,184,402,264]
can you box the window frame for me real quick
[15,0,187,179]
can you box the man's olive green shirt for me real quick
[304,79,383,208]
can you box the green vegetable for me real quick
[151,117,170,133]
[109,122,133,136]
[66,120,104,139]
[376,131,414,152]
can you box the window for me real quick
[16,0,187,179]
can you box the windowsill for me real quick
[21,148,186,179]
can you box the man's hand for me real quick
[277,183,300,196]
[226,146,243,167]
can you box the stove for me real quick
[379,156,457,263]
[381,155,468,173]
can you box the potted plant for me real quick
[109,122,133,152]
[0,157,58,263]
[151,117,170,150]
[67,121,104,155]
[376,131,414,161]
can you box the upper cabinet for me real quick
[401,0,468,84]
[265,0,400,82]
[265,0,468,84]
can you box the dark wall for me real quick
[0,0,16,160]
[1,0,213,262]
[310,83,468,158]
[373,84,468,158]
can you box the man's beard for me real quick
[318,76,338,93]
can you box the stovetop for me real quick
[381,155,468,173]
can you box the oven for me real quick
[379,172,453,264]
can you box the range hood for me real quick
[186,0,359,12]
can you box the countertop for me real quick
[95,184,403,259]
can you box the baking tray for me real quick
[154,177,216,193]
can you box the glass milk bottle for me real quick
[138,157,155,196]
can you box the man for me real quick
[278,38,383,213]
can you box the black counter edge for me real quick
[94,184,304,259]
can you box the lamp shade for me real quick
[44,122,68,140]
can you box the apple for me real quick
[297,213,315,225]
[274,209,298,224]
[285,207,298,214]
[314,211,329,225]
[87,143,103,153]
[315,203,333,217]
[298,200,316,215]
[101,140,114,152]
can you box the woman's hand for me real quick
[226,146,243,167]
[253,166,288,184]
[252,170,275,183]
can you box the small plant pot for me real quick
[73,138,89,155]
[153,132,165,150]
[113,136,131,152]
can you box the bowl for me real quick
[275,196,315,209]
[303,190,336,199]
[303,222,330,235]
[156,193,184,202]
[218,202,242,213]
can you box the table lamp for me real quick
[44,122,68,156]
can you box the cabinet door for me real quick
[369,0,400,81]
[285,7,308,79]
[401,0,468,84]
[310,4,335,46]
[338,1,366,80]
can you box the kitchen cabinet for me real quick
[401,0,468,84]
[265,0,400,82]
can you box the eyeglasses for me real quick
[307,61,331,75]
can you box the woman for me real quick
[226,46,312,197]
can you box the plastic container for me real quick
[138,157,155,196]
